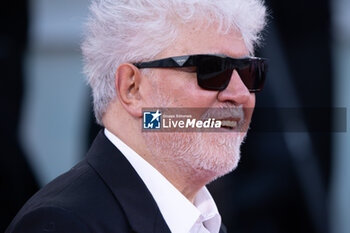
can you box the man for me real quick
[6,0,267,232]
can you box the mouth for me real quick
[218,118,241,130]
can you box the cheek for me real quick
[248,94,256,108]
[173,87,218,108]
[244,94,256,123]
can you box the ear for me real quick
[115,63,143,118]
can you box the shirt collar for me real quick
[194,188,222,232]
[104,128,221,233]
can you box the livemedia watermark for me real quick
[141,107,347,133]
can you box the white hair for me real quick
[82,0,267,125]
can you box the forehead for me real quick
[158,23,249,59]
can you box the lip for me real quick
[217,118,242,130]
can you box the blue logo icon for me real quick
[143,110,161,129]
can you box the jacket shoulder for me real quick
[7,206,91,233]
[7,160,130,233]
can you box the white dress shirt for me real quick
[104,129,222,233]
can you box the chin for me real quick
[188,132,242,180]
[144,131,244,180]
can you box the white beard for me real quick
[143,73,248,180]
[143,130,245,180]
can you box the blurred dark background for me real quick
[0,1,39,231]
[1,0,349,233]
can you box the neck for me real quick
[142,154,216,203]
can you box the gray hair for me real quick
[82,0,267,125]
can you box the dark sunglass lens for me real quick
[198,69,233,90]
[237,60,266,92]
[197,56,232,90]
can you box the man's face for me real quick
[141,25,255,178]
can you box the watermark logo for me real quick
[141,107,347,133]
[143,110,162,129]
[142,108,225,132]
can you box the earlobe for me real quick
[115,64,143,117]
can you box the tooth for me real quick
[221,120,237,128]
[230,121,237,127]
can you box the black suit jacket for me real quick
[6,130,227,233]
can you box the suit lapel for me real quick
[86,131,170,233]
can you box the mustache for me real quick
[200,105,245,120]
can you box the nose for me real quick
[217,70,252,105]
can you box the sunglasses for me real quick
[134,54,267,92]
